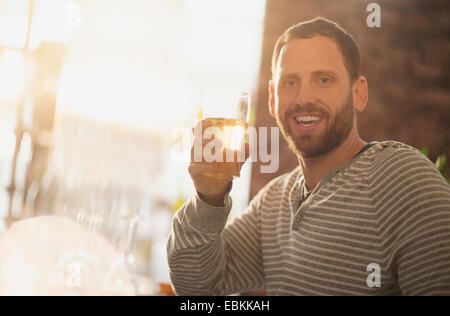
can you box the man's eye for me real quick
[319,77,332,84]
[283,80,296,87]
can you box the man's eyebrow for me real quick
[312,70,339,78]
[278,70,340,81]
[278,73,300,81]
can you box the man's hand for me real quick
[189,119,249,207]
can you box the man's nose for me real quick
[295,82,317,106]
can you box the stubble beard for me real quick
[275,94,355,158]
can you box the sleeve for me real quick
[385,149,450,295]
[166,189,265,296]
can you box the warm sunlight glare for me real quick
[0,216,135,296]
[0,50,25,101]
[55,0,266,130]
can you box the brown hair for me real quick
[272,17,360,82]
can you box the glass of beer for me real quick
[202,88,250,179]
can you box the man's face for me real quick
[270,36,355,158]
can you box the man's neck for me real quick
[298,129,366,191]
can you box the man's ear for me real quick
[352,76,368,113]
[268,80,275,117]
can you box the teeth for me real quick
[295,116,321,122]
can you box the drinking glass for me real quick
[202,88,250,179]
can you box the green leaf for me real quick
[420,147,429,157]
[435,154,446,173]
[172,196,186,214]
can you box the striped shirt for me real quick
[167,141,450,295]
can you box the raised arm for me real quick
[167,190,265,295]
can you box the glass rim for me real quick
[204,88,250,99]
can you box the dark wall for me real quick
[250,0,450,198]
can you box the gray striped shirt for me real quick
[167,141,450,295]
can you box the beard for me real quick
[275,93,354,158]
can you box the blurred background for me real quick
[0,0,448,294]
[0,0,265,293]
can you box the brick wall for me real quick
[250,0,450,198]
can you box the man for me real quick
[167,18,450,295]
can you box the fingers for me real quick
[188,162,234,185]
[191,119,217,162]
[191,135,224,163]
[188,162,215,176]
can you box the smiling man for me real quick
[269,30,368,191]
[167,18,450,296]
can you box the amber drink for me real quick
[202,89,250,179]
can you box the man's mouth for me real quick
[295,115,322,126]
[288,113,325,133]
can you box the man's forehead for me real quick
[275,36,348,79]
